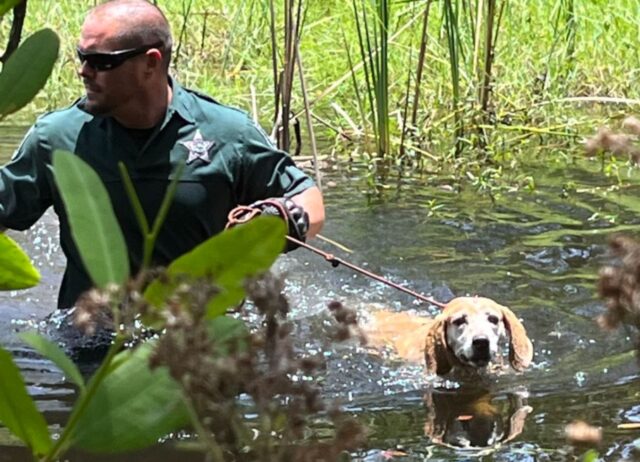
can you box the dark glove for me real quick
[226,198,309,252]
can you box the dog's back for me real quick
[365,311,433,364]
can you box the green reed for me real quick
[350,0,390,159]
[2,0,640,187]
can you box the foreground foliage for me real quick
[0,6,363,459]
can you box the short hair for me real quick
[88,0,173,70]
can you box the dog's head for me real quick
[424,296,533,376]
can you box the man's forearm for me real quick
[291,186,324,239]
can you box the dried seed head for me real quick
[73,287,116,335]
[565,420,602,447]
[623,116,640,135]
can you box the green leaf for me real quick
[52,150,129,288]
[0,233,40,290]
[0,347,52,456]
[144,216,285,317]
[581,449,599,462]
[0,28,59,119]
[71,343,189,453]
[20,332,85,391]
[0,0,21,17]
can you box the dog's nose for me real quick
[472,337,490,356]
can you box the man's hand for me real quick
[226,198,309,252]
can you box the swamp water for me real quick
[0,125,639,461]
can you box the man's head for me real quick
[77,0,173,123]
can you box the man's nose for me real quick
[78,60,95,79]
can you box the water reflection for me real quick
[1,124,640,460]
[423,387,532,450]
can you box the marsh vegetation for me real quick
[2,0,640,191]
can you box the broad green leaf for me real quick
[0,347,52,456]
[0,0,21,17]
[0,233,40,290]
[53,150,129,288]
[144,216,285,317]
[71,343,189,453]
[20,332,85,391]
[0,28,59,118]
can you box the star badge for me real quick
[179,129,215,164]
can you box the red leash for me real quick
[226,204,446,309]
[286,236,447,309]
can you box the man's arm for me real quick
[290,186,324,239]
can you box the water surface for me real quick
[0,125,638,461]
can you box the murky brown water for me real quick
[0,124,639,461]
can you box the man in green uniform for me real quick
[0,0,325,309]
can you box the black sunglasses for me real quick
[76,41,163,71]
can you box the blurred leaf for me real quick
[53,150,129,288]
[0,347,52,456]
[0,28,59,119]
[71,343,189,453]
[144,216,285,317]
[581,449,599,462]
[0,233,40,290]
[20,331,85,391]
[207,316,250,356]
[0,0,21,17]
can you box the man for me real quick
[0,0,325,309]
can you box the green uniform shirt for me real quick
[0,80,315,308]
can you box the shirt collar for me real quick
[166,77,196,125]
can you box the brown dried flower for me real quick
[584,118,640,163]
[597,234,640,332]
[73,285,118,335]
[149,272,366,459]
[565,420,602,447]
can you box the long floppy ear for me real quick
[501,307,533,371]
[424,317,455,376]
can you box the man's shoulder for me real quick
[178,86,252,125]
[34,99,92,135]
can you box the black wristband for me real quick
[250,198,309,252]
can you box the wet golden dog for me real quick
[365,296,533,378]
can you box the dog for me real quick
[364,296,534,379]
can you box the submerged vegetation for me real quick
[1,0,639,190]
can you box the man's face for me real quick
[77,16,146,117]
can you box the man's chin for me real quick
[80,98,111,116]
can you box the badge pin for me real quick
[179,129,215,164]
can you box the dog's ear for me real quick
[423,391,445,443]
[500,307,533,371]
[424,317,454,376]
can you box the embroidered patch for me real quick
[179,129,215,164]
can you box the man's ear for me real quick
[424,317,454,376]
[501,307,533,371]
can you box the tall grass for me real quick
[2,0,640,182]
[350,0,390,159]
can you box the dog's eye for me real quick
[452,316,467,327]
[487,314,500,325]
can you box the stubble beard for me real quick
[81,96,113,116]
